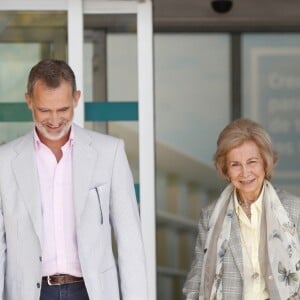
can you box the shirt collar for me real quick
[234,182,265,215]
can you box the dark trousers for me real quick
[40,281,89,300]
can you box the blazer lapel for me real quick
[12,131,42,244]
[229,212,244,279]
[73,125,97,224]
[10,126,98,244]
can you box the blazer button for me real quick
[37,282,41,288]
[39,256,42,262]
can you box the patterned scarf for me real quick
[199,181,300,300]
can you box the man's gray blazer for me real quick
[0,124,148,300]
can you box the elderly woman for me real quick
[183,118,300,300]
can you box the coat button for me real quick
[268,275,273,280]
[39,256,42,262]
[37,282,41,288]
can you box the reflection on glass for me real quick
[155,34,230,165]
[0,44,40,102]
[83,15,139,178]
[242,34,300,195]
[154,33,229,299]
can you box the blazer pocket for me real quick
[94,187,103,224]
[88,183,109,225]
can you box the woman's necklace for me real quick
[237,209,260,280]
[237,198,252,220]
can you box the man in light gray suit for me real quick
[0,59,148,300]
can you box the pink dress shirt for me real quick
[34,127,82,277]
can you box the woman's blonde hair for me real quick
[213,118,278,180]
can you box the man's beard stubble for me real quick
[35,120,72,141]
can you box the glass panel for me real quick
[107,32,139,182]
[0,11,67,143]
[83,15,139,182]
[154,33,230,299]
[242,34,300,195]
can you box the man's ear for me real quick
[73,90,81,108]
[25,93,33,110]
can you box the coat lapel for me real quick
[73,125,97,225]
[229,212,244,279]
[12,131,42,244]
[10,126,98,244]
